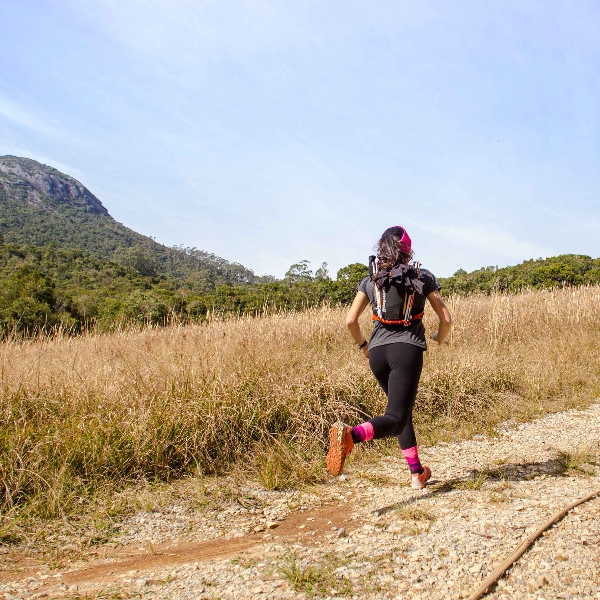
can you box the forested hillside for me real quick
[0,156,261,290]
[0,156,367,333]
[0,241,364,333]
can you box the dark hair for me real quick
[376,226,413,271]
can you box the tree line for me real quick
[441,254,600,294]
[0,240,598,337]
[0,241,368,335]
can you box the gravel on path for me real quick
[1,403,599,600]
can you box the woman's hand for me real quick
[362,345,369,359]
[430,332,449,345]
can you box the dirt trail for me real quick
[0,500,355,596]
[1,403,600,600]
[59,503,352,586]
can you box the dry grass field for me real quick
[1,286,599,542]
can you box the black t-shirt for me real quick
[357,268,441,350]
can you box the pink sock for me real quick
[351,422,374,443]
[402,446,423,474]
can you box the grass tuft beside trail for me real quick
[1,286,600,540]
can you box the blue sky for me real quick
[1,0,599,278]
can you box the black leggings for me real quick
[368,342,424,449]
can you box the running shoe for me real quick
[326,421,354,476]
[410,465,431,490]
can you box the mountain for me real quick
[0,155,261,288]
[0,155,141,252]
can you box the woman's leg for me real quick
[396,413,424,472]
[397,413,417,449]
[350,344,391,444]
[368,343,423,439]
[351,343,426,476]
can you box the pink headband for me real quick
[397,227,412,254]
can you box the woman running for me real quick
[326,225,452,489]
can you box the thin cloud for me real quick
[70,0,438,65]
[0,96,66,140]
[418,223,549,262]
[537,205,600,235]
[69,0,295,61]
[0,148,86,181]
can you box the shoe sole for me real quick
[326,421,351,476]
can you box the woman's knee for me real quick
[383,412,409,435]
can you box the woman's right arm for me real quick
[346,291,370,357]
[426,290,452,345]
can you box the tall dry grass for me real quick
[1,286,599,530]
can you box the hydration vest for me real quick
[368,256,425,326]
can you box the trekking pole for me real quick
[466,488,600,600]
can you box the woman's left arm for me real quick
[427,290,452,345]
[346,291,370,358]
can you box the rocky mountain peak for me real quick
[0,155,108,215]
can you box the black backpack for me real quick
[369,256,424,325]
